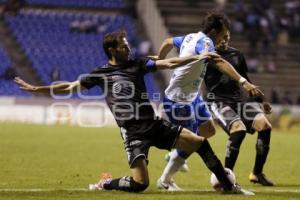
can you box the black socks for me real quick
[103,176,148,193]
[253,129,271,175]
[197,139,233,191]
[225,130,246,170]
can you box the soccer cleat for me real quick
[165,152,189,172]
[88,172,112,191]
[157,178,183,191]
[223,184,255,195]
[249,172,274,186]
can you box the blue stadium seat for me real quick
[25,0,125,9]
[3,9,159,99]
[0,45,32,96]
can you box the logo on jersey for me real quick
[112,80,135,98]
[113,82,122,94]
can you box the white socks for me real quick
[160,150,186,183]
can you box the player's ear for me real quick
[109,47,116,57]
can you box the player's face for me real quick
[112,37,131,62]
[215,29,230,50]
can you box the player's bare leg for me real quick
[131,158,150,186]
[199,119,216,138]
[249,113,274,186]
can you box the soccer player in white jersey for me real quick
[154,12,263,191]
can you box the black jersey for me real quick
[79,58,157,127]
[204,47,250,104]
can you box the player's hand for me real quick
[263,102,272,114]
[14,77,38,92]
[242,81,264,97]
[147,55,160,60]
[198,52,220,60]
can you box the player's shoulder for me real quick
[194,32,215,53]
[89,65,107,73]
[195,32,214,48]
[227,46,244,56]
[132,58,148,66]
[197,32,212,42]
[181,32,198,42]
[88,63,119,74]
[127,58,153,72]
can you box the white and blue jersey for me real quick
[165,31,215,103]
[164,32,214,133]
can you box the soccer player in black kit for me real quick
[15,31,256,194]
[204,30,274,186]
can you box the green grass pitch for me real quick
[0,123,299,200]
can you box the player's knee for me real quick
[229,120,246,134]
[194,136,206,150]
[227,130,246,149]
[198,120,216,138]
[185,135,203,152]
[205,128,216,138]
[189,135,205,152]
[204,124,216,138]
[253,114,272,132]
[131,179,149,193]
[262,121,272,132]
[177,128,206,153]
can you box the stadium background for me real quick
[0,0,299,200]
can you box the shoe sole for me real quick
[250,179,274,186]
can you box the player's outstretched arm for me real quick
[212,57,264,97]
[158,37,174,59]
[14,77,83,94]
[148,38,174,60]
[155,52,219,70]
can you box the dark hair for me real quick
[202,12,230,34]
[103,31,127,59]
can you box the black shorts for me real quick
[120,119,182,168]
[209,101,263,134]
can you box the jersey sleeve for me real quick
[137,58,157,73]
[79,68,102,89]
[195,37,215,54]
[172,36,185,49]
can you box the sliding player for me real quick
[15,31,254,194]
